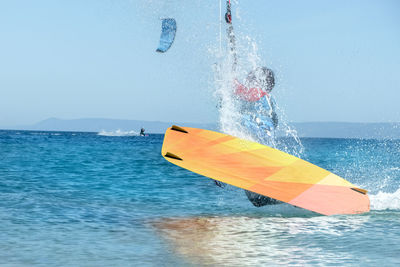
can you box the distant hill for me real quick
[289,122,400,139]
[7,118,217,134]
[2,118,399,139]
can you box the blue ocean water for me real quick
[1,130,399,266]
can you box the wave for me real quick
[97,130,139,137]
[370,188,400,211]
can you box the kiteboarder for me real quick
[140,128,146,136]
[224,1,278,136]
[222,0,280,207]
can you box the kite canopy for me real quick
[161,126,370,216]
[156,18,177,53]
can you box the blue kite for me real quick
[156,18,177,53]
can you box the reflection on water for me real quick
[152,215,372,266]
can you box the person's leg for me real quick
[245,190,281,207]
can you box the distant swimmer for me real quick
[140,128,145,136]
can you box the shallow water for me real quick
[0,130,399,266]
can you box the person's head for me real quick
[246,67,275,92]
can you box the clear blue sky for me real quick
[1,0,399,127]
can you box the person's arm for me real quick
[227,25,237,71]
[265,96,279,128]
[225,0,237,72]
[271,97,279,127]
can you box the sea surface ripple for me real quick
[0,130,399,266]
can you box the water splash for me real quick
[97,130,139,137]
[370,188,400,211]
[211,10,303,156]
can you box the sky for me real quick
[0,0,399,127]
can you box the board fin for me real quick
[351,187,368,195]
[164,152,183,161]
[171,125,188,133]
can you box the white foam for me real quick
[97,130,139,137]
[370,188,400,211]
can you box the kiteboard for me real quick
[161,125,370,215]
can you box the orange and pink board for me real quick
[161,125,370,215]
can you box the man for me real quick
[233,67,281,207]
[218,1,280,207]
[224,1,277,138]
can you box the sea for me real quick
[1,129,399,266]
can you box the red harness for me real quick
[234,80,268,102]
